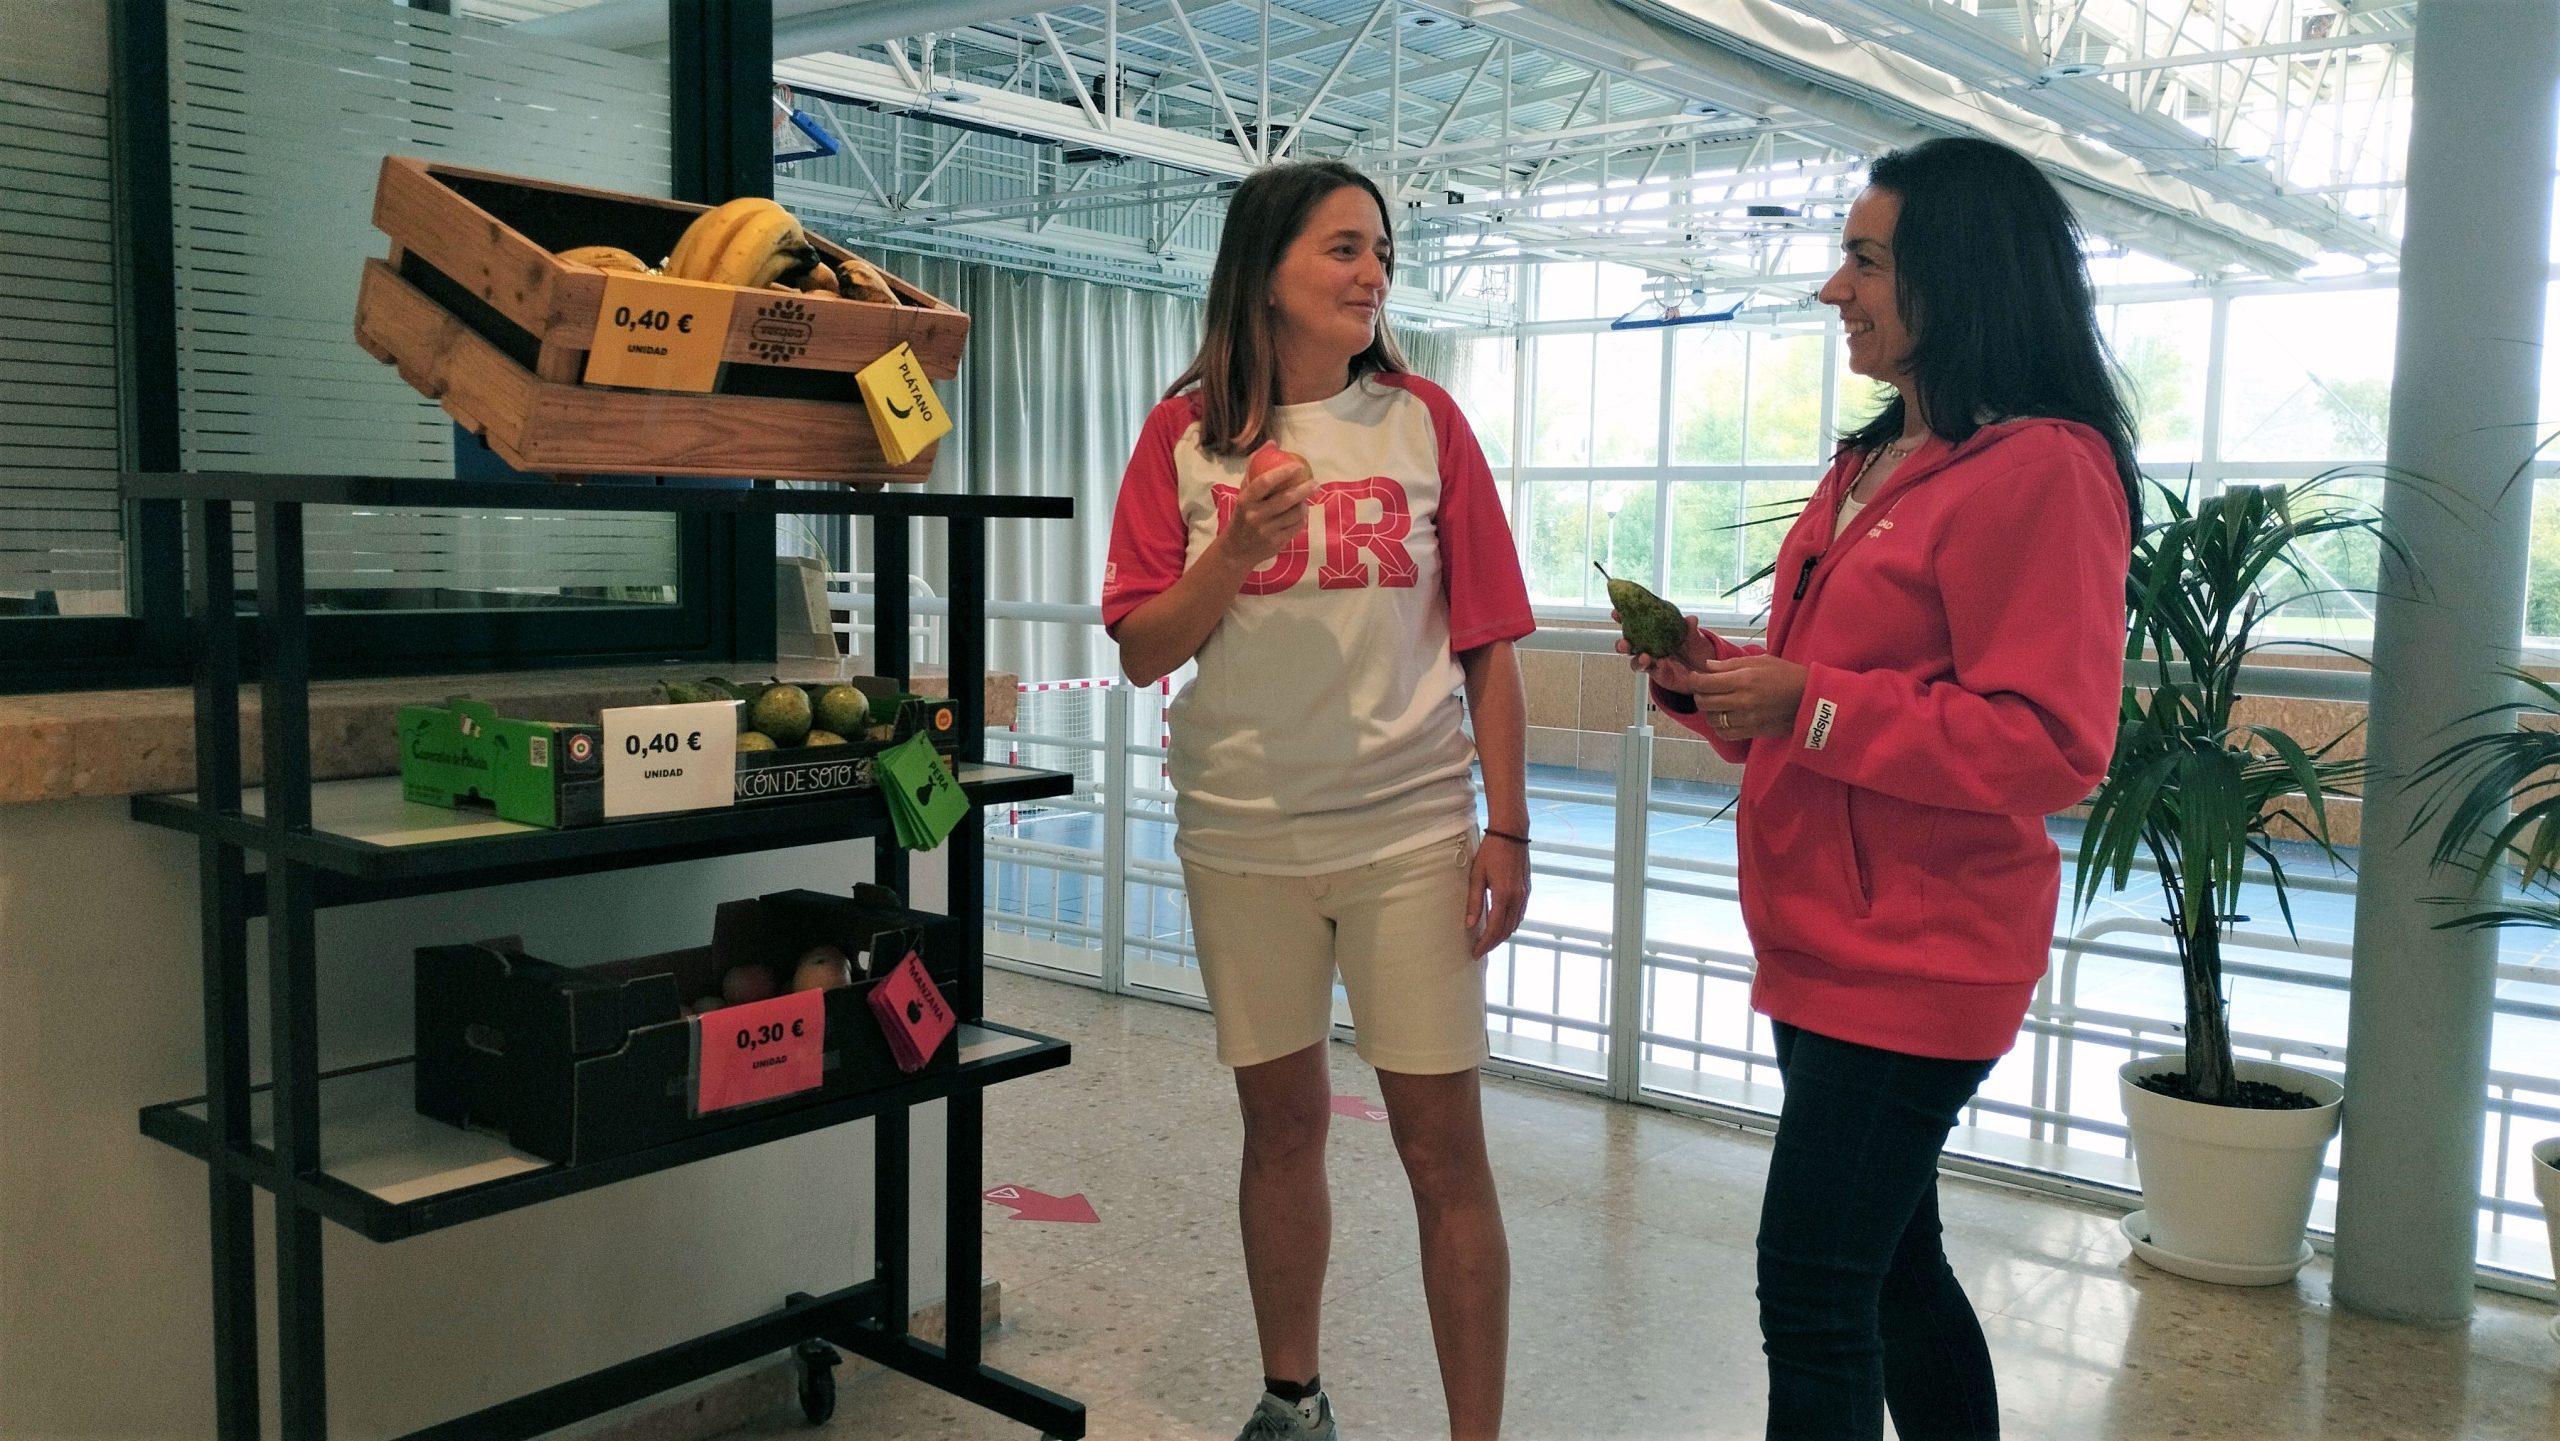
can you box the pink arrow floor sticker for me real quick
[983,1185,1100,1224]
[1330,1094,1390,1123]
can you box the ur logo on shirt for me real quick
[1210,477,1419,595]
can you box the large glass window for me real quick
[1531,320,1832,611]
[2523,481,2560,640]
[1592,262,1650,322]
[1530,333,1596,467]
[1590,479,1658,594]
[1663,480,1802,614]
[1450,334,1516,470]
[1522,481,1592,607]
[1745,332,1826,464]
[1670,329,1746,465]
[2221,288,2398,462]
[2106,299,2208,467]
[1533,260,1599,323]
[1592,330,1663,467]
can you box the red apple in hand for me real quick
[1247,442,1308,486]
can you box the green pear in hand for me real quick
[1598,564,1687,661]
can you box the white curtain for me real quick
[885,256,1200,684]
[879,254,1463,686]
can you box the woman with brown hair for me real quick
[1102,159,1534,1441]
[1630,136,2137,1439]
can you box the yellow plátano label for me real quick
[855,342,952,465]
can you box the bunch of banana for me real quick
[555,244,654,274]
[664,196,823,290]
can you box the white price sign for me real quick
[602,701,738,819]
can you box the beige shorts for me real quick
[1182,832,1490,1075]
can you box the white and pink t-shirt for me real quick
[1101,372,1534,874]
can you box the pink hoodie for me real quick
[1654,418,2130,1060]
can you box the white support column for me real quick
[2334,0,2560,1324]
[1606,720,1654,1102]
[1101,682,1133,994]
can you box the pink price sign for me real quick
[693,988,826,1115]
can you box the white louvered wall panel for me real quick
[0,63,124,600]
[169,0,681,592]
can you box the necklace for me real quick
[1848,436,1923,502]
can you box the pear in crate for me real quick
[811,684,869,737]
[1598,564,1687,661]
[748,683,813,747]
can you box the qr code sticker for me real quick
[528,735,551,769]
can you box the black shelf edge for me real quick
[129,768,1075,886]
[119,472,1075,520]
[138,1023,1074,1243]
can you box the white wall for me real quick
[0,797,948,1439]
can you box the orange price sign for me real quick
[691,987,825,1114]
[583,272,735,392]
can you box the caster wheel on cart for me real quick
[795,1338,840,1426]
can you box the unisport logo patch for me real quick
[1804,698,1838,751]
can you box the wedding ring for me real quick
[1716,711,1731,728]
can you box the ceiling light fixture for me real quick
[2035,61,2106,83]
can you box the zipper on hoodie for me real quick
[1793,439,1948,605]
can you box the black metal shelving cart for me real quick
[126,472,1087,1441]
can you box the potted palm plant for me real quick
[2073,477,2396,1284]
[2405,667,2560,1335]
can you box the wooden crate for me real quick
[353,156,968,483]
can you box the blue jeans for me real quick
[1758,1022,2001,1441]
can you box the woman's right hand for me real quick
[1213,449,1317,571]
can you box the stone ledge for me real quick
[0,664,1019,806]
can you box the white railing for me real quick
[950,600,2557,1294]
[827,571,944,668]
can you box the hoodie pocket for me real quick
[1745,768,1875,936]
[1840,783,1874,914]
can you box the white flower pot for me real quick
[2534,1137,2560,1343]
[2117,1054,2343,1285]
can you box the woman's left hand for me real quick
[1467,834,1530,959]
[1674,654,1811,741]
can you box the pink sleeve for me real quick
[1399,376,1534,652]
[1100,400,1193,635]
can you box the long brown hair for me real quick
[1166,160,1409,456]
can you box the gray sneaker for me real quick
[1234,1390,1338,1441]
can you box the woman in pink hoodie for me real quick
[1629,138,2139,1439]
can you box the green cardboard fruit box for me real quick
[398,697,604,828]
[733,679,958,804]
[397,682,959,829]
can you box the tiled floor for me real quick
[727,971,2560,1441]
